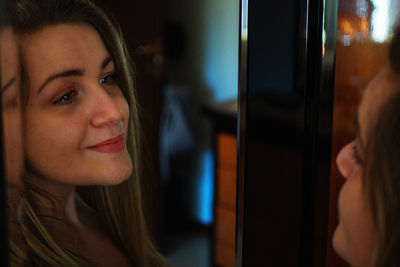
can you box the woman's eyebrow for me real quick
[101,56,113,70]
[37,56,112,94]
[38,69,84,94]
[1,78,16,93]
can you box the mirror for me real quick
[1,0,24,265]
[6,0,396,266]
[94,0,240,266]
[3,0,240,266]
[328,0,400,266]
[1,12,22,188]
[236,0,400,266]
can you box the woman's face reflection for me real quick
[333,67,399,267]
[1,27,23,186]
[21,24,132,186]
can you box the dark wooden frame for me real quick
[235,0,338,266]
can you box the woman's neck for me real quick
[24,171,82,228]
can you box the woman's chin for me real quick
[98,163,133,186]
[83,152,133,186]
[332,224,348,263]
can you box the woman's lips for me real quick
[87,134,125,153]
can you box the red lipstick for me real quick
[88,134,125,153]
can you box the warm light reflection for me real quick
[341,19,354,35]
[337,0,374,46]
[323,29,326,57]
[371,0,390,42]
[360,19,369,33]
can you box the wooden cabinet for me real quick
[214,134,236,267]
[203,101,237,267]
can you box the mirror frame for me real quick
[235,0,338,266]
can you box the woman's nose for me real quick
[89,87,123,128]
[336,140,358,180]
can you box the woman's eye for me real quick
[3,97,18,111]
[53,90,78,105]
[99,73,117,85]
[352,144,363,165]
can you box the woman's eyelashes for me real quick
[52,72,119,106]
[53,90,79,106]
[99,72,117,86]
[352,143,363,165]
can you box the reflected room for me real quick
[92,0,239,266]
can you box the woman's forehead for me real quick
[22,23,106,58]
[21,24,111,87]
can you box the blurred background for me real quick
[91,0,400,266]
[93,0,239,266]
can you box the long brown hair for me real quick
[365,92,400,267]
[11,0,168,265]
[363,23,400,267]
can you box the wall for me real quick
[166,0,239,102]
[165,0,239,224]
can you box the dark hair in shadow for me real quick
[365,91,400,267]
[364,22,400,267]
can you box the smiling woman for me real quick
[333,21,400,267]
[10,0,169,266]
[23,24,133,187]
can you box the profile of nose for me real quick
[89,86,123,128]
[336,140,358,180]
